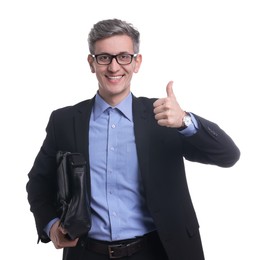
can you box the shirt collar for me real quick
[93,92,133,122]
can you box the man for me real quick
[26,19,240,260]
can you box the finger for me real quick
[53,235,79,249]
[153,98,165,108]
[156,119,168,127]
[60,237,79,248]
[166,81,174,97]
[59,225,68,235]
[154,112,167,121]
[153,81,174,108]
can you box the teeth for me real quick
[108,76,122,79]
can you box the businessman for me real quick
[26,18,240,260]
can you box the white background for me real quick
[0,0,253,259]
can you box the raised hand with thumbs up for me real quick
[153,81,186,128]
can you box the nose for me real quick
[108,57,120,72]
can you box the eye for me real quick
[118,54,131,61]
[98,55,111,62]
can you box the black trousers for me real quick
[63,231,168,260]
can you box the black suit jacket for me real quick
[26,95,240,260]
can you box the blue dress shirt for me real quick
[88,93,156,241]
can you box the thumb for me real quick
[166,81,174,97]
[59,225,68,235]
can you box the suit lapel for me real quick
[74,98,95,162]
[73,97,95,198]
[132,96,151,182]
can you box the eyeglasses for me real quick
[92,53,137,65]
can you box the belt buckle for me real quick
[108,244,125,259]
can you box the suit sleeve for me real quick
[182,114,240,167]
[26,111,59,243]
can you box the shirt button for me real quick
[111,124,116,128]
[110,147,114,151]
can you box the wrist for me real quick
[178,112,192,130]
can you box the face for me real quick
[87,35,142,106]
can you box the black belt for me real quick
[85,235,149,259]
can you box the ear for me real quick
[133,54,142,73]
[87,55,95,73]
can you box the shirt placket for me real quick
[106,108,121,240]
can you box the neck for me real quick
[98,91,130,107]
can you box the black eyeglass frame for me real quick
[91,53,137,65]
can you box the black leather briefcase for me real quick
[56,151,91,239]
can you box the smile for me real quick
[106,75,123,80]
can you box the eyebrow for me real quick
[95,52,132,55]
